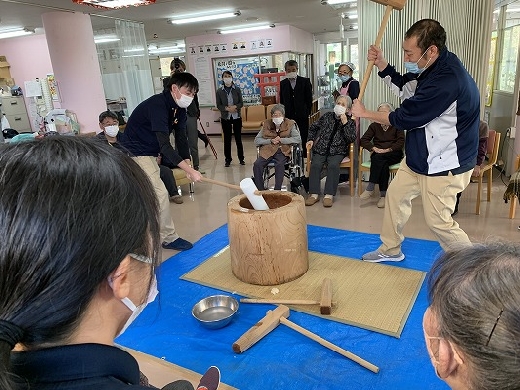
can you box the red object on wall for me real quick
[254,72,286,104]
[72,0,156,10]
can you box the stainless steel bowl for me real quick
[192,295,239,329]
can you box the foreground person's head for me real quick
[0,137,160,390]
[425,242,520,390]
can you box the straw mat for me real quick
[181,247,425,337]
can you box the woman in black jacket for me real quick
[305,95,356,207]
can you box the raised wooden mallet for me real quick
[358,0,407,102]
[232,305,379,373]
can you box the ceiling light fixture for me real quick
[149,47,185,54]
[72,0,156,10]
[94,34,120,43]
[0,27,35,40]
[219,24,275,35]
[321,0,357,5]
[168,10,240,25]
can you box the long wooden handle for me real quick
[241,298,320,305]
[358,4,394,102]
[200,176,242,191]
[279,317,379,373]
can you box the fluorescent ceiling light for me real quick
[344,13,358,19]
[219,24,275,35]
[124,47,145,53]
[94,35,120,43]
[72,0,156,9]
[326,0,357,5]
[0,28,35,40]
[169,10,240,25]
[149,47,185,54]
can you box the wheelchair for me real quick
[257,144,307,195]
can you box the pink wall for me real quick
[185,25,313,134]
[0,34,54,132]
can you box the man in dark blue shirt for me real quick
[120,72,202,252]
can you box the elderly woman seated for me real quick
[424,241,520,390]
[253,104,301,191]
[359,102,405,208]
[305,95,356,207]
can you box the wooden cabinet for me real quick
[1,96,31,133]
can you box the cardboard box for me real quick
[0,77,15,87]
[0,57,11,79]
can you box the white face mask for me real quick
[334,104,347,116]
[175,93,194,108]
[285,72,297,79]
[116,275,158,336]
[223,77,233,86]
[104,125,119,138]
[272,117,284,126]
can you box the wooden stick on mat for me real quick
[320,278,333,315]
[241,299,320,305]
[279,317,379,373]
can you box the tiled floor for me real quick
[162,134,519,261]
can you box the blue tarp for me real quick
[117,225,449,390]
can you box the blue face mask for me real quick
[339,75,350,83]
[404,47,432,74]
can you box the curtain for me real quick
[357,0,494,132]
[115,20,154,114]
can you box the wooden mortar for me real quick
[227,191,309,285]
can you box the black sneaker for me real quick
[225,162,230,167]
[162,237,193,251]
[197,366,220,390]
[239,160,245,165]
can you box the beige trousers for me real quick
[379,160,472,254]
[133,156,179,244]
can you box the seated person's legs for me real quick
[253,157,269,190]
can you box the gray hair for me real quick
[377,102,395,112]
[335,95,352,108]
[428,241,520,390]
[270,104,285,116]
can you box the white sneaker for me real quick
[377,197,385,208]
[360,189,374,200]
[362,250,405,263]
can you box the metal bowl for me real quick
[192,295,239,330]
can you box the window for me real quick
[497,2,520,93]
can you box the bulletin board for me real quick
[214,57,261,105]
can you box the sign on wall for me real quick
[214,56,261,105]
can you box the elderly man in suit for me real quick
[280,60,313,157]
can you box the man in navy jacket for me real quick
[352,19,479,262]
[120,72,202,252]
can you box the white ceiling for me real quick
[0,0,359,49]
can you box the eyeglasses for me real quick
[129,253,153,264]
[485,309,503,347]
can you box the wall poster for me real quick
[214,56,261,105]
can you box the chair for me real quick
[171,168,194,195]
[357,147,401,196]
[508,155,520,219]
[257,144,305,193]
[242,105,267,132]
[306,142,355,196]
[475,129,500,215]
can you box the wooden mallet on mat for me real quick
[356,0,407,106]
[240,278,334,315]
[232,305,379,373]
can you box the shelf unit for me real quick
[253,72,285,104]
